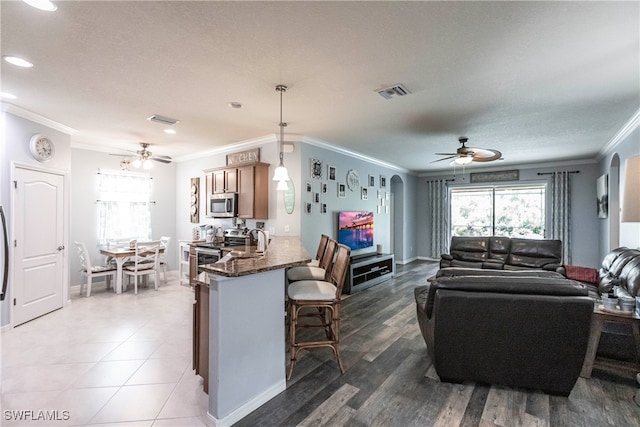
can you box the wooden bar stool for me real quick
[308,234,330,267]
[287,243,351,380]
[287,238,337,282]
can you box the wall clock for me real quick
[29,134,55,162]
[346,169,359,191]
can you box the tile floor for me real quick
[1,272,210,426]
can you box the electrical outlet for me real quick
[284,225,290,232]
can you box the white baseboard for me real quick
[205,380,286,427]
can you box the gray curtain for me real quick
[427,179,450,259]
[550,171,571,264]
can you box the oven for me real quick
[195,245,222,274]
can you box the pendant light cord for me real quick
[276,85,287,166]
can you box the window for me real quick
[97,170,153,244]
[450,184,546,238]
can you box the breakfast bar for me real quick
[198,236,310,426]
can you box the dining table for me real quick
[99,245,164,294]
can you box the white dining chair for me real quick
[123,240,162,294]
[74,241,117,297]
[159,236,171,283]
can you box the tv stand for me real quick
[344,252,395,294]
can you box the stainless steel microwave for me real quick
[208,193,238,218]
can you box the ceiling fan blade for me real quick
[151,157,172,164]
[469,147,502,162]
[109,153,132,157]
[430,155,457,163]
[152,155,172,160]
[434,152,458,156]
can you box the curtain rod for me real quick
[426,178,455,182]
[537,171,580,176]
[96,200,157,204]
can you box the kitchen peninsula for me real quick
[198,236,311,426]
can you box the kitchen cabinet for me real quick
[237,162,270,219]
[213,168,237,194]
[193,279,209,393]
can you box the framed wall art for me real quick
[328,165,336,181]
[597,174,608,218]
[361,187,368,200]
[311,159,323,179]
[338,183,346,198]
[380,175,387,188]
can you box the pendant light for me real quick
[272,84,290,187]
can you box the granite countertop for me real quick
[199,236,311,277]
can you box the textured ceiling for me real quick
[1,1,638,172]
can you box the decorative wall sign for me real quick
[226,148,260,165]
[346,169,359,191]
[190,177,200,223]
[311,159,323,179]
[470,169,519,183]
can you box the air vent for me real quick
[376,83,411,100]
[147,114,179,125]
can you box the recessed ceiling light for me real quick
[228,102,242,109]
[1,92,17,100]
[22,0,57,11]
[3,56,34,68]
[164,128,176,135]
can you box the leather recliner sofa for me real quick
[439,236,563,272]
[414,275,593,396]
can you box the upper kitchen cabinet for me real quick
[204,162,269,219]
[212,168,237,194]
[237,162,269,219]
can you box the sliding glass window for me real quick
[450,184,546,238]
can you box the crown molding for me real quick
[599,108,640,158]
[302,136,411,174]
[174,133,304,162]
[2,103,77,135]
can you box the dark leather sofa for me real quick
[440,236,563,272]
[415,274,593,396]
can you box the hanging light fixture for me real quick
[272,84,290,187]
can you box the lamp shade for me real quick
[272,164,290,182]
[276,179,289,191]
[453,155,473,165]
[621,154,640,222]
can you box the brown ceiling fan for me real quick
[432,137,502,165]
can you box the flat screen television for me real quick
[338,211,374,250]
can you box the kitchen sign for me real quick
[226,148,260,166]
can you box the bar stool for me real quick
[308,234,330,267]
[287,238,337,282]
[287,243,351,380]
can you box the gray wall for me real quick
[299,143,418,263]
[598,126,640,260]
[417,161,602,267]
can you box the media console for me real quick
[344,252,395,294]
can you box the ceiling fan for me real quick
[432,137,502,165]
[111,143,172,170]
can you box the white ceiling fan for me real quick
[111,143,172,170]
[432,137,502,165]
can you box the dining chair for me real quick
[159,236,171,283]
[286,238,337,282]
[123,240,162,294]
[74,241,117,297]
[287,243,351,380]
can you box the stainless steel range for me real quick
[194,228,249,272]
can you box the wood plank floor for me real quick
[236,260,640,427]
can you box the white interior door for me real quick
[12,167,65,326]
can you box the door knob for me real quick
[57,245,65,251]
